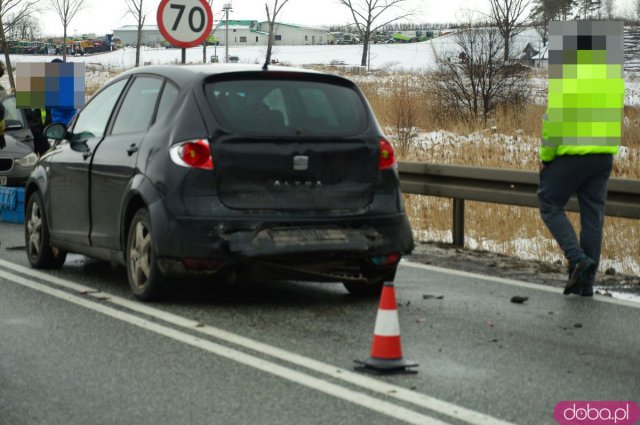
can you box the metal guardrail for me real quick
[398,161,640,246]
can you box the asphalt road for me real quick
[1,221,639,425]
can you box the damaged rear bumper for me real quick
[153,214,413,279]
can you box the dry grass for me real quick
[357,73,640,276]
[85,65,123,98]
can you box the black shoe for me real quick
[580,284,594,297]
[565,282,594,297]
[564,256,596,295]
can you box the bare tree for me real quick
[125,0,146,67]
[602,0,615,19]
[488,0,532,62]
[429,26,530,124]
[338,0,413,67]
[263,0,290,69]
[6,13,40,40]
[50,0,86,62]
[386,77,421,157]
[0,0,39,91]
[636,0,640,19]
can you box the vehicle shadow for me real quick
[165,277,379,309]
[58,255,380,308]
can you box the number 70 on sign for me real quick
[157,0,214,48]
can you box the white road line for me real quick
[0,258,515,425]
[0,268,450,425]
[402,260,640,309]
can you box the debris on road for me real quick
[510,296,529,304]
[422,294,444,300]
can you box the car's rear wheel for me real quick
[25,192,66,269]
[126,209,168,301]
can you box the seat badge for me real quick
[293,155,309,171]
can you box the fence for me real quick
[398,161,640,247]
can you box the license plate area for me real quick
[268,228,349,247]
[228,226,375,256]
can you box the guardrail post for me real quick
[452,198,465,247]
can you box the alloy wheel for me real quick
[27,201,42,257]
[129,220,152,289]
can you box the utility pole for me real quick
[223,2,232,63]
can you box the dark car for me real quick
[25,64,413,300]
[0,96,38,186]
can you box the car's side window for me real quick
[111,77,163,135]
[72,79,128,142]
[154,82,179,122]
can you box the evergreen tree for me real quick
[530,0,577,22]
[575,0,602,19]
[531,0,561,45]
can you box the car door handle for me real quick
[127,144,139,156]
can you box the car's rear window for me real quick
[205,79,367,137]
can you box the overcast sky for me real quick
[37,0,636,37]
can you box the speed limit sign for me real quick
[157,0,214,48]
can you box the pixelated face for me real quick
[546,21,624,145]
[15,62,85,110]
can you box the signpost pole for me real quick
[182,48,186,64]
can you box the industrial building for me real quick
[112,25,166,46]
[213,20,329,46]
[113,21,329,47]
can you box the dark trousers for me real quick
[537,154,613,284]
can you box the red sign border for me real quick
[157,0,214,48]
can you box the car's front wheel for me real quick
[25,192,66,269]
[126,209,168,301]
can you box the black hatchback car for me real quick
[25,64,413,300]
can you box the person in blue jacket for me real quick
[49,58,77,126]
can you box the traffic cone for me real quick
[354,281,418,374]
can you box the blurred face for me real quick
[546,21,624,145]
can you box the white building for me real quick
[112,25,166,46]
[213,20,329,46]
[212,20,265,46]
[113,20,329,48]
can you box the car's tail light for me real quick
[371,253,401,267]
[169,139,214,170]
[379,138,396,170]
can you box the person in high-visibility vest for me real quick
[537,21,625,297]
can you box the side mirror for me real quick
[43,123,67,140]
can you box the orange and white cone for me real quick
[355,281,418,374]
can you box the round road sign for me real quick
[157,0,214,48]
